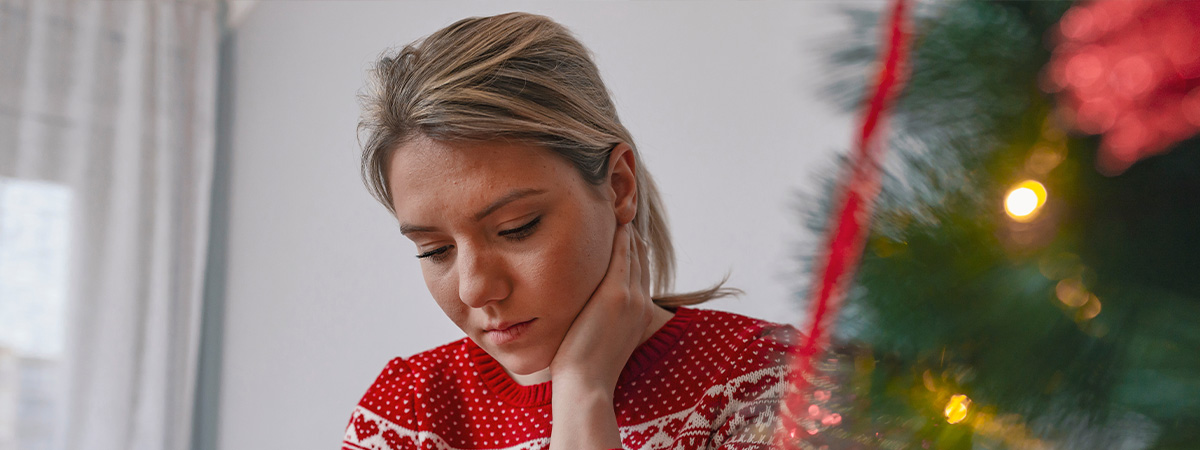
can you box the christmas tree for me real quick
[789,1,1200,449]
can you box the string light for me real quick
[1005,180,1047,222]
[945,394,971,424]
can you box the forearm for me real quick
[548,381,623,450]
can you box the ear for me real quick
[607,143,638,225]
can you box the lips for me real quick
[485,319,534,332]
[483,318,536,346]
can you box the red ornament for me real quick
[1045,0,1200,175]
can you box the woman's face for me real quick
[387,136,618,376]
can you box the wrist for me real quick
[552,380,614,407]
[549,383,621,450]
[551,371,617,397]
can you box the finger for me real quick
[628,224,642,302]
[596,221,631,298]
[636,227,651,296]
[622,222,633,288]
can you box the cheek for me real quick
[547,222,612,307]
[577,209,616,283]
[505,239,595,315]
[577,229,611,284]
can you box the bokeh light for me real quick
[1056,277,1090,307]
[945,394,971,424]
[1049,0,1200,174]
[1005,180,1047,221]
[1079,294,1102,320]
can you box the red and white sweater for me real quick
[341,307,797,450]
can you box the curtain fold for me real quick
[0,1,220,449]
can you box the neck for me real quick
[507,305,676,386]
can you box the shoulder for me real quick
[367,338,468,386]
[400,337,472,378]
[352,338,470,422]
[684,307,798,353]
[644,308,797,447]
[678,307,798,384]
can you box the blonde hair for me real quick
[358,12,737,306]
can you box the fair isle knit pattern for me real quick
[342,307,797,450]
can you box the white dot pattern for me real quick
[341,307,798,450]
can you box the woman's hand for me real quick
[548,221,655,450]
[551,221,654,387]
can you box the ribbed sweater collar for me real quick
[463,306,698,408]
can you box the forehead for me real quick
[386,137,579,216]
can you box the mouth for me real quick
[483,318,536,345]
[484,318,535,332]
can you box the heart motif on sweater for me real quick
[733,373,779,402]
[381,429,409,449]
[665,417,685,433]
[625,425,659,448]
[353,414,380,439]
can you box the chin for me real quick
[490,347,552,376]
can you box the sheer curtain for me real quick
[0,1,220,449]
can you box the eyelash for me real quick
[415,216,542,262]
[415,247,451,262]
[499,216,541,241]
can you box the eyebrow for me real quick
[398,188,547,236]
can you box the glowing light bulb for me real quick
[945,394,971,424]
[1005,180,1048,222]
[1007,189,1039,215]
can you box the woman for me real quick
[342,12,796,450]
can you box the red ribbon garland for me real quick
[776,0,911,444]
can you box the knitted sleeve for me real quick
[341,357,418,450]
[706,324,797,449]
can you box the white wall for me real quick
[218,1,864,449]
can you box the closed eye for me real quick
[499,216,541,241]
[416,245,452,261]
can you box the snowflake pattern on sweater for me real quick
[341,307,797,450]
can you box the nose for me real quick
[456,244,512,308]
